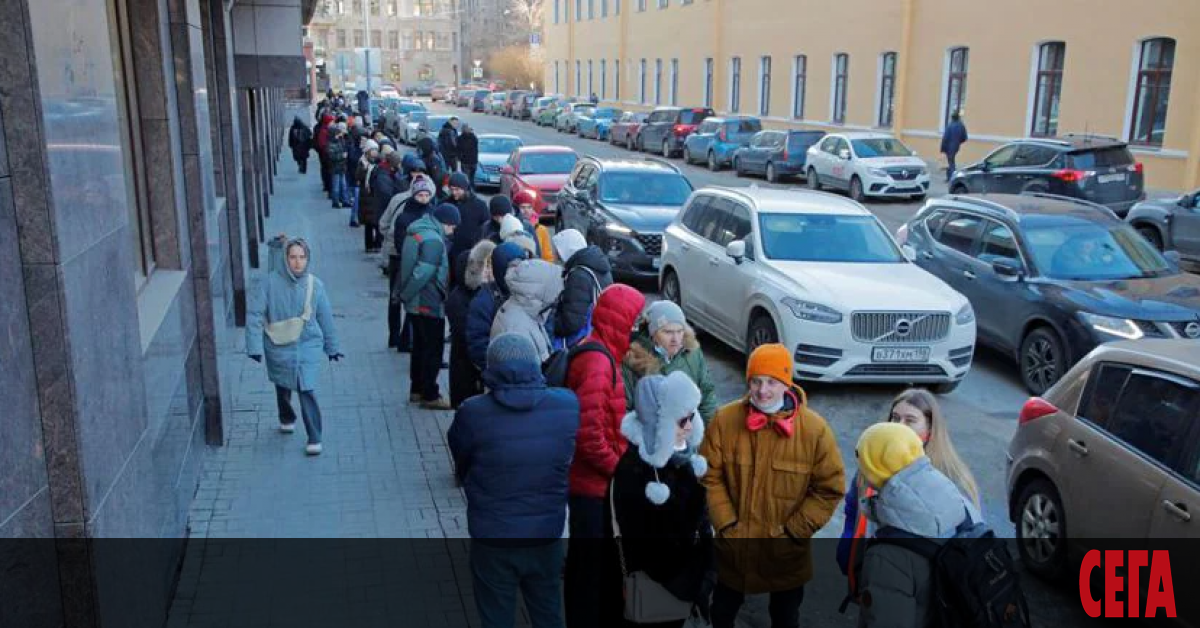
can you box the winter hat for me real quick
[746,343,793,385]
[380,144,396,157]
[499,214,526,240]
[551,229,588,263]
[410,176,437,197]
[513,189,537,207]
[644,300,686,336]
[491,242,529,295]
[362,139,380,152]
[334,122,348,133]
[619,372,707,505]
[489,195,514,217]
[857,422,925,489]
[433,203,462,227]
[487,332,540,368]
[448,172,471,191]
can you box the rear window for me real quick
[726,119,762,133]
[1068,146,1134,169]
[680,109,712,124]
[787,131,826,151]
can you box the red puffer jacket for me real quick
[566,284,646,498]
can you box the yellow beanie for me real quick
[856,423,925,489]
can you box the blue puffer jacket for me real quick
[465,243,529,370]
[447,356,579,541]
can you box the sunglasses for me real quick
[677,415,694,428]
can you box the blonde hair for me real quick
[889,388,980,507]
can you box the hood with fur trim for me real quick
[620,372,708,504]
[623,326,700,378]
[464,240,495,291]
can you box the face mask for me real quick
[750,396,785,414]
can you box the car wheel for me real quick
[1137,225,1164,251]
[849,176,866,202]
[1020,327,1065,395]
[746,314,779,354]
[708,152,720,172]
[626,134,635,151]
[733,158,743,176]
[949,183,969,195]
[683,148,692,164]
[807,168,821,190]
[766,163,778,183]
[662,140,671,158]
[662,270,682,308]
[931,380,960,395]
[1016,478,1069,581]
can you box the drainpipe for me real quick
[1184,59,1200,189]
[713,0,725,113]
[892,0,915,136]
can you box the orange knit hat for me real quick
[746,343,793,385]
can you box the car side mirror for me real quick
[1180,194,1196,208]
[980,161,991,173]
[900,244,917,262]
[726,240,746,263]
[838,149,851,160]
[992,259,1023,280]
[500,165,514,175]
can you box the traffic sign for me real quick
[472,67,483,79]
[473,59,482,67]
[529,33,541,48]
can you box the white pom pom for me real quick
[690,455,708,478]
[645,481,671,505]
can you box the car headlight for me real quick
[868,168,889,178]
[605,223,633,236]
[955,302,975,325]
[1078,312,1143,340]
[781,297,843,324]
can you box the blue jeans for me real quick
[275,386,323,445]
[349,185,360,223]
[331,172,349,206]
[945,152,958,182]
[471,540,566,628]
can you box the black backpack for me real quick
[542,341,615,389]
[855,521,1031,628]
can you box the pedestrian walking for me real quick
[245,236,343,456]
[563,284,646,628]
[448,172,491,268]
[551,229,613,349]
[699,343,846,628]
[446,241,496,408]
[621,300,718,424]
[315,114,335,195]
[417,135,449,197]
[395,202,461,410]
[484,196,516,244]
[288,117,313,174]
[459,123,480,188]
[513,190,555,262]
[448,333,579,628]
[466,242,531,370]
[940,111,968,182]
[327,123,352,209]
[356,139,382,249]
[490,259,564,363]
[438,116,461,172]
[608,372,716,627]
[499,214,539,257]
[390,175,438,353]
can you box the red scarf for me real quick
[745,390,800,438]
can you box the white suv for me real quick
[660,187,976,392]
[806,132,930,202]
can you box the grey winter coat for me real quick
[489,259,564,363]
[857,457,981,628]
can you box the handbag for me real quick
[265,275,315,345]
[610,478,695,623]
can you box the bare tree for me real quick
[488,45,542,91]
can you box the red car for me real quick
[499,146,580,218]
[609,111,650,151]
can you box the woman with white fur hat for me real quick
[606,372,716,627]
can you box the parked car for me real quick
[535,101,561,126]
[530,96,557,122]
[1006,339,1200,585]
[610,111,649,150]
[419,115,454,143]
[400,110,429,145]
[456,89,476,107]
[556,157,694,280]
[1126,188,1200,269]
[636,106,714,157]
[555,103,595,133]
[576,107,623,140]
[512,92,539,120]
[378,85,401,100]
[488,92,508,114]
[897,193,1200,394]
[407,82,433,97]
[806,132,930,202]
[734,129,827,183]
[502,90,528,117]
[500,146,580,219]
[430,83,451,101]
[682,116,762,170]
[471,90,491,112]
[474,134,525,190]
[950,135,1145,217]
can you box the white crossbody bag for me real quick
[610,478,695,623]
[265,275,314,346]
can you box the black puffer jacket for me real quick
[459,131,479,165]
[438,122,459,162]
[553,245,614,341]
[450,192,491,263]
[372,164,402,225]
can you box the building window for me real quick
[317,29,330,50]
[638,0,646,11]
[337,0,346,14]
[1130,37,1174,146]
[602,0,607,17]
[435,32,450,50]
[615,0,620,14]
[576,60,581,96]
[639,58,647,103]
[388,0,398,15]
[588,0,594,18]
[370,0,380,15]
[792,54,806,119]
[451,32,457,51]
[555,60,560,93]
[601,59,607,98]
[416,0,434,15]
[424,31,434,50]
[704,58,713,107]
[759,55,771,116]
[353,29,364,47]
[670,59,678,106]
[944,46,969,126]
[1030,42,1065,137]
[832,53,848,123]
[352,0,362,12]
[370,29,382,48]
[658,0,667,7]
[878,51,896,127]
[388,30,399,49]
[336,29,347,47]
[729,56,741,113]
[554,0,559,23]
[576,0,582,20]
[614,58,620,99]
[654,59,662,105]
[588,60,594,97]
[414,30,423,49]
[402,30,413,49]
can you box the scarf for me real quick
[745,390,800,438]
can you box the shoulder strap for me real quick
[609,479,628,577]
[300,275,315,321]
[570,265,602,299]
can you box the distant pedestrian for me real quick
[466,242,531,370]
[699,343,846,628]
[390,175,438,353]
[484,195,516,243]
[500,214,539,257]
[356,139,382,247]
[589,93,599,105]
[246,236,342,456]
[288,116,313,174]
[327,123,352,209]
[446,241,496,408]
[940,111,968,182]
[439,116,462,172]
[448,172,491,268]
[459,123,480,188]
[621,300,719,424]
[489,259,564,363]
[513,190,555,262]
[346,125,368,226]
[448,333,579,628]
[395,202,461,410]
[417,136,449,196]
[315,114,335,194]
[551,229,613,349]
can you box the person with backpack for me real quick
[621,300,718,425]
[417,135,449,198]
[438,116,461,173]
[446,241,496,409]
[513,190,555,262]
[389,175,437,353]
[489,259,564,363]
[288,116,313,174]
[551,229,613,349]
[562,284,646,628]
[327,123,352,209]
[466,242,531,371]
[699,343,846,628]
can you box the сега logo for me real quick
[1079,550,1176,618]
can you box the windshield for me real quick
[1024,222,1173,280]
[537,97,556,106]
[593,108,621,119]
[727,119,762,134]
[599,173,693,206]
[478,137,523,155]
[851,138,913,158]
[408,111,428,123]
[758,213,904,263]
[519,152,578,175]
[1068,146,1135,169]
[787,131,826,151]
[398,103,424,114]
[492,93,506,101]
[573,106,595,114]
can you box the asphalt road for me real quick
[420,102,1105,626]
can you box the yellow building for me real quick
[544,0,1200,191]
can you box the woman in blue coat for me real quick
[246,236,343,455]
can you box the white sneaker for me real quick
[305,442,323,456]
[279,423,296,434]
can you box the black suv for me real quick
[897,193,1200,394]
[637,106,715,157]
[949,135,1145,216]
[556,157,695,280]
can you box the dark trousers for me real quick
[409,314,445,401]
[449,338,483,408]
[462,162,478,189]
[275,386,323,445]
[295,154,308,174]
[319,154,332,192]
[363,222,381,251]
[945,151,958,181]
[446,156,460,173]
[471,540,566,628]
[386,256,412,350]
[564,495,607,628]
[711,582,804,628]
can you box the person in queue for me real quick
[551,229,612,349]
[466,242,531,371]
[513,189,555,262]
[621,300,718,424]
[446,241,495,408]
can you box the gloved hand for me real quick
[249,354,262,363]
[328,353,344,362]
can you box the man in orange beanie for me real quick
[699,343,846,628]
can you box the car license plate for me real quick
[872,347,930,363]
[651,258,661,270]
[1098,173,1126,184]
